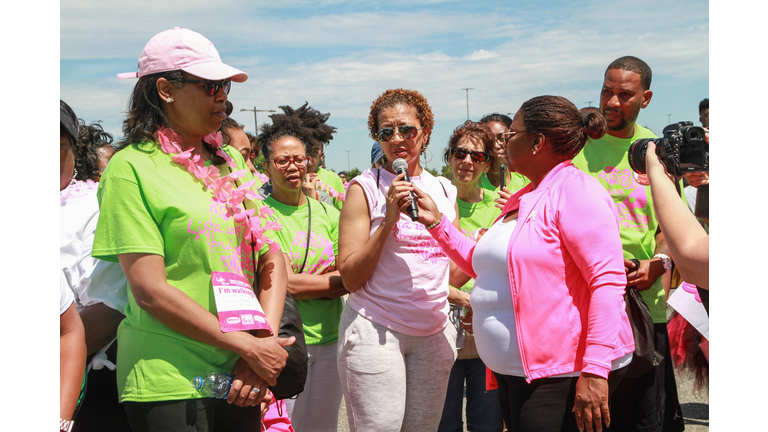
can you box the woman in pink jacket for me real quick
[401,96,635,432]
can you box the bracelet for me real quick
[653,254,673,272]
[426,215,443,230]
[60,418,74,432]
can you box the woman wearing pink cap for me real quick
[93,28,293,431]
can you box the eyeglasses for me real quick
[267,156,309,170]
[181,79,231,96]
[376,125,423,142]
[449,147,492,163]
[502,130,523,146]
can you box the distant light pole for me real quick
[346,150,351,171]
[96,120,103,124]
[666,114,673,124]
[240,107,277,142]
[586,101,594,107]
[461,88,474,120]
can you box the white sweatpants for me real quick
[284,340,343,432]
[337,304,457,432]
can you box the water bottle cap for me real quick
[191,376,203,390]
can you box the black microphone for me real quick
[392,158,419,221]
[499,163,507,190]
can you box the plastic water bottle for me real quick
[191,373,235,399]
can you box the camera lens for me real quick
[628,139,653,174]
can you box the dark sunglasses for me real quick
[376,125,423,142]
[182,79,231,96]
[267,156,309,170]
[449,147,492,163]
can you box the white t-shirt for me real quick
[347,168,457,336]
[471,216,632,377]
[60,180,128,313]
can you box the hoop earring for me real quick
[421,146,433,164]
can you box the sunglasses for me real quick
[449,147,492,163]
[181,79,232,96]
[376,125,423,142]
[267,156,309,170]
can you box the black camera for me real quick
[627,121,708,176]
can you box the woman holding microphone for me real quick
[337,88,465,431]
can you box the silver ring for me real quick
[251,387,261,394]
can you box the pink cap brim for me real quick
[183,62,248,83]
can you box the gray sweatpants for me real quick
[337,303,457,432]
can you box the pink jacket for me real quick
[429,161,634,382]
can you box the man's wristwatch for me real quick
[653,254,673,272]
[60,418,74,432]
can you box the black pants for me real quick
[494,367,626,432]
[608,323,685,432]
[73,342,131,432]
[124,398,262,432]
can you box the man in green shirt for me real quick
[572,56,684,432]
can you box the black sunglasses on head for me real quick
[449,147,492,163]
[182,79,231,96]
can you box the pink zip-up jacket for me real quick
[429,161,634,382]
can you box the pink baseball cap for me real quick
[117,27,248,82]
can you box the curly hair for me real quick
[75,120,114,181]
[442,120,497,171]
[261,102,337,161]
[368,88,434,149]
[118,70,224,165]
[519,96,607,160]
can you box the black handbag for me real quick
[268,291,308,400]
[623,285,664,378]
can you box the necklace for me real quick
[155,126,281,252]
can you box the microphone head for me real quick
[392,158,408,173]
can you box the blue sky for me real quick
[60,0,709,173]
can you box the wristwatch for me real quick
[60,418,74,432]
[653,254,673,272]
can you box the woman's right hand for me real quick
[385,172,416,226]
[241,335,295,387]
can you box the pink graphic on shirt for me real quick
[290,230,336,274]
[391,220,449,264]
[598,166,649,231]
[186,198,252,280]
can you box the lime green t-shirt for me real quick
[479,171,530,195]
[316,167,345,211]
[452,189,502,293]
[92,142,269,402]
[263,196,343,345]
[572,125,685,323]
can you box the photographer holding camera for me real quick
[645,140,709,290]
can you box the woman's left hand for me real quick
[228,357,268,407]
[572,372,610,432]
[409,183,442,227]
